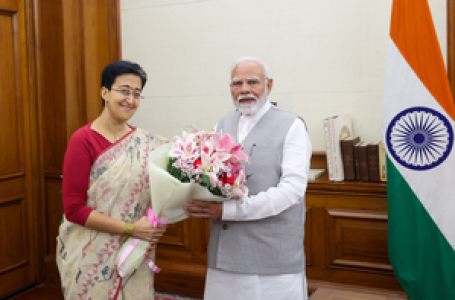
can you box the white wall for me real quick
[121,0,447,151]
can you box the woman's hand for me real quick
[133,216,167,242]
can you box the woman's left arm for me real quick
[84,210,166,241]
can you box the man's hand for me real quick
[184,200,223,220]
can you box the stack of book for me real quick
[343,140,386,182]
[323,114,387,182]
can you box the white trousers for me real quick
[203,268,308,300]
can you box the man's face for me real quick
[230,61,272,116]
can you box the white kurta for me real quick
[205,102,311,300]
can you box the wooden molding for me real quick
[27,0,45,285]
[329,259,393,272]
[308,178,387,195]
[0,195,25,206]
[307,280,408,298]
[327,209,388,221]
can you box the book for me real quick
[308,169,327,181]
[340,136,360,181]
[328,114,353,181]
[358,142,369,181]
[378,141,387,182]
[354,141,362,181]
[367,142,380,182]
[323,118,335,181]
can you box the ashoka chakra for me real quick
[386,106,453,170]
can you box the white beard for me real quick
[234,89,268,116]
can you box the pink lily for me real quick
[169,135,199,160]
[216,135,248,162]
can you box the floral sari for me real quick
[57,128,166,300]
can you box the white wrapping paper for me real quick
[148,143,231,224]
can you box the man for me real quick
[184,56,312,300]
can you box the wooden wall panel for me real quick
[0,199,26,270]
[0,0,35,297]
[326,209,391,272]
[160,220,191,250]
[0,267,31,297]
[0,14,21,175]
[305,174,402,293]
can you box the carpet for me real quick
[155,291,202,300]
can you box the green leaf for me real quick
[200,174,212,188]
[210,186,223,197]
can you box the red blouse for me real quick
[62,123,134,225]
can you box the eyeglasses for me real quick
[111,88,144,100]
[230,79,265,90]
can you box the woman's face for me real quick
[101,74,142,122]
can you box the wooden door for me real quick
[33,0,121,288]
[0,0,35,297]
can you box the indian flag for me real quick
[382,0,455,299]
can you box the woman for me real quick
[57,61,167,299]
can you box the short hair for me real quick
[100,60,147,106]
[230,56,270,79]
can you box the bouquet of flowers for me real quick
[148,127,250,223]
[116,127,249,276]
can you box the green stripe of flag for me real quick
[387,157,455,299]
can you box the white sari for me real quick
[57,128,166,300]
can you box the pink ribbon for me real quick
[144,208,166,273]
[117,208,167,277]
[117,239,139,277]
[147,207,167,227]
